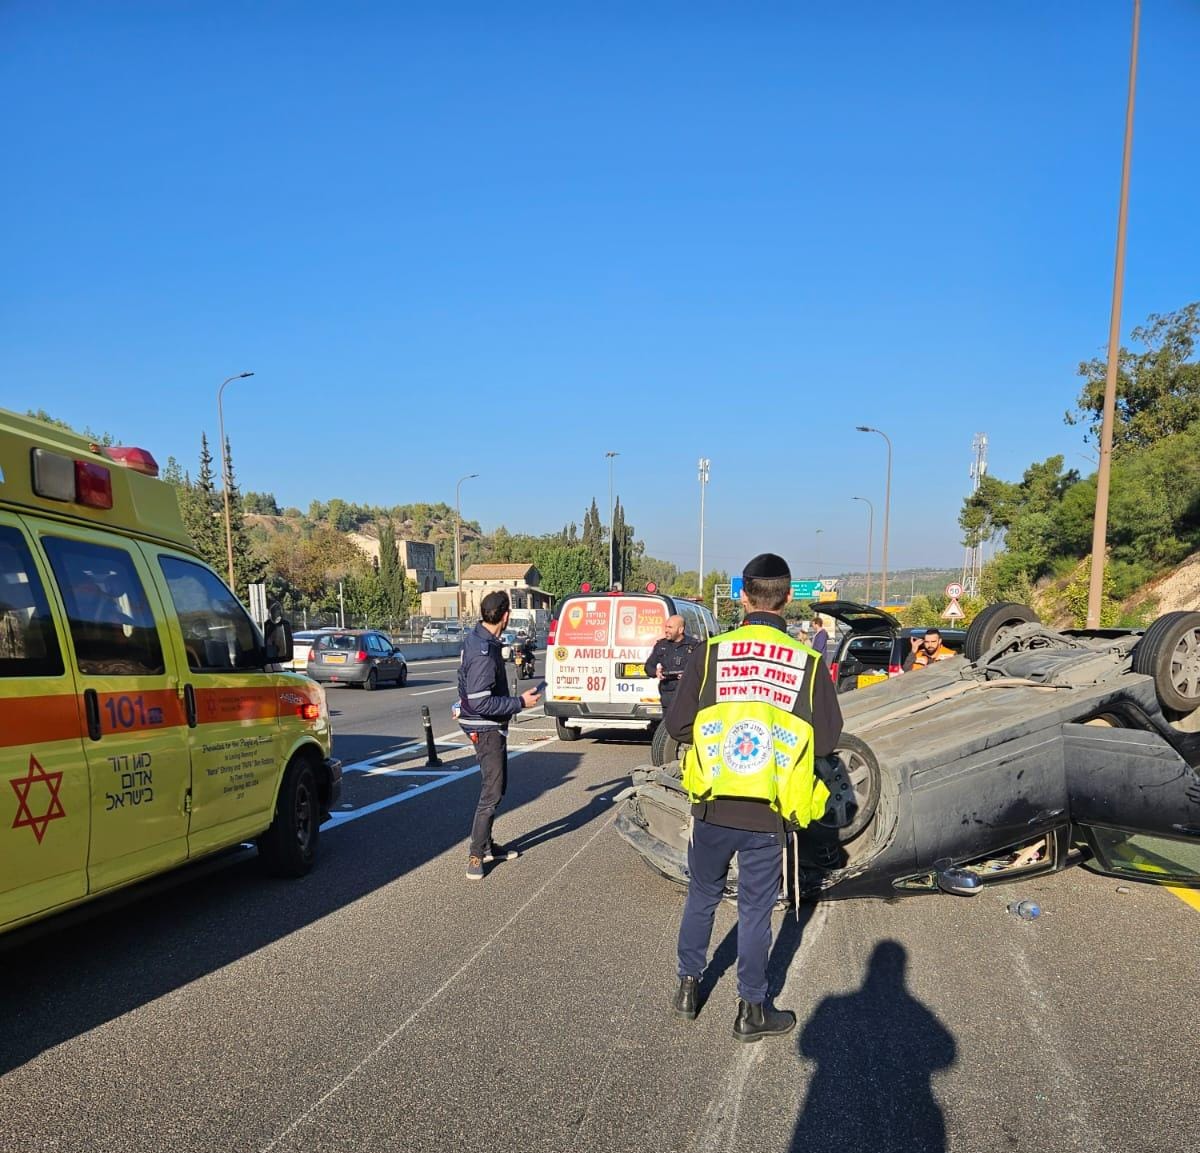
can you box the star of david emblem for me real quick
[10,755,66,844]
[734,733,759,760]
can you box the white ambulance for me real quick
[543,589,720,742]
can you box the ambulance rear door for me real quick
[0,517,90,930]
[610,595,670,706]
[34,521,192,893]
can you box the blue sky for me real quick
[4,1,1198,579]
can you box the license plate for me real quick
[619,663,647,678]
[856,672,887,688]
[324,653,348,664]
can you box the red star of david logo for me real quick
[736,735,757,758]
[10,755,66,844]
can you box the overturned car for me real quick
[615,604,1200,900]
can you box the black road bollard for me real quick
[421,704,443,767]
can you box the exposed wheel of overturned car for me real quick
[650,721,682,766]
[1132,610,1200,714]
[964,602,1042,661]
[815,733,881,842]
[555,716,582,741]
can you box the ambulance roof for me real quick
[0,407,196,552]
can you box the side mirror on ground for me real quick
[935,866,982,896]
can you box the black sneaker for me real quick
[483,843,519,863]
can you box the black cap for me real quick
[742,553,791,581]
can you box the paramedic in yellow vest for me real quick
[664,552,843,1042]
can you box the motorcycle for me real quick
[514,641,536,680]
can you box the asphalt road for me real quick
[2,655,1199,1153]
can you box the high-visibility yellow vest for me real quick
[681,624,830,827]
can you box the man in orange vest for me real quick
[911,628,956,668]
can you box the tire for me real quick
[257,757,320,877]
[555,716,582,741]
[1132,611,1200,713]
[398,664,408,688]
[964,602,1041,661]
[651,721,681,766]
[363,668,378,692]
[815,733,881,843]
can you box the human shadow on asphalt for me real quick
[0,744,591,1074]
[789,940,955,1153]
[511,776,629,854]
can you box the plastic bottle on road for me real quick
[1007,899,1041,920]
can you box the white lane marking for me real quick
[259,802,621,1153]
[325,746,533,828]
[411,686,456,696]
[694,902,830,1152]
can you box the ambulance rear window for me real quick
[0,528,65,678]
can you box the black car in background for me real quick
[819,601,967,693]
[307,629,409,690]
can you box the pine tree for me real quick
[581,498,604,563]
[180,434,224,569]
[376,519,408,630]
[223,436,265,599]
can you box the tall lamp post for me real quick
[815,528,823,577]
[698,457,710,595]
[217,371,254,591]
[455,473,479,623]
[605,450,619,589]
[855,426,892,606]
[1087,0,1140,628]
[852,496,875,604]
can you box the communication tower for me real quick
[961,433,988,596]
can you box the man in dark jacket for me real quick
[644,614,698,701]
[457,590,541,880]
[665,553,844,1041]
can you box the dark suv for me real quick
[819,602,966,693]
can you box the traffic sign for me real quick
[945,582,963,599]
[942,597,965,620]
[730,577,826,600]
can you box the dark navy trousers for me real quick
[677,818,783,1005]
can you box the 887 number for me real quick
[586,676,607,692]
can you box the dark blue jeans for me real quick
[468,728,508,858]
[677,819,783,1004]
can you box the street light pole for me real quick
[698,457,710,595]
[216,371,254,591]
[605,451,619,589]
[856,426,892,606]
[852,496,875,604]
[455,473,479,623]
[815,528,823,577]
[1087,0,1140,628]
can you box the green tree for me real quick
[179,434,223,569]
[243,491,281,515]
[534,545,607,603]
[223,436,265,599]
[581,498,604,561]
[376,519,409,630]
[1066,302,1200,451]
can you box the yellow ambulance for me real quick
[0,409,340,936]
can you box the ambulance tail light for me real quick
[297,703,321,721]
[103,445,160,477]
[75,461,114,509]
[355,650,368,663]
[546,618,557,646]
[31,449,113,509]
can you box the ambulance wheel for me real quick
[363,669,378,691]
[555,717,582,741]
[258,756,319,877]
[651,722,680,766]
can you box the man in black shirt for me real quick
[643,614,697,700]
[665,553,843,1041]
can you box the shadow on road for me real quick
[789,940,956,1153]
[0,744,590,1074]
[513,776,630,854]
